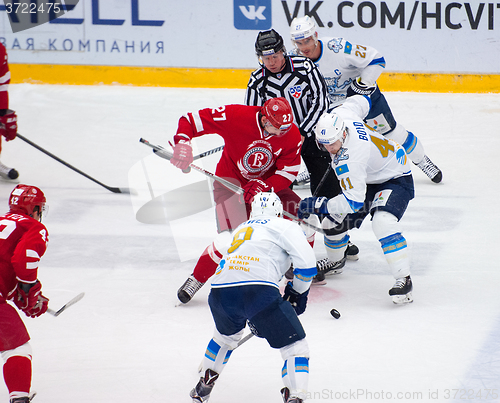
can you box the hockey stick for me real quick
[312,164,332,197]
[193,144,225,160]
[146,140,224,163]
[17,134,133,194]
[236,332,254,348]
[140,138,325,234]
[47,292,85,317]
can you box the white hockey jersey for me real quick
[326,96,412,214]
[211,215,317,294]
[291,37,385,107]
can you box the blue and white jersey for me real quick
[326,96,412,214]
[211,215,317,294]
[291,37,385,108]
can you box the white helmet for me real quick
[250,191,283,218]
[314,112,347,151]
[290,16,318,41]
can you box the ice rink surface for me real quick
[1,84,499,403]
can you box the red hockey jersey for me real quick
[174,104,302,192]
[0,43,10,109]
[0,212,48,303]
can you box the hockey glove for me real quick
[14,281,49,318]
[170,139,193,171]
[346,78,377,98]
[0,110,18,141]
[297,197,329,219]
[243,179,271,204]
[283,281,309,315]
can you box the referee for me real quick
[244,29,339,199]
[244,29,359,270]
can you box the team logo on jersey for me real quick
[289,85,302,99]
[396,148,407,165]
[238,141,274,178]
[333,147,349,165]
[215,259,226,275]
[328,38,343,53]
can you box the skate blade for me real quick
[311,278,327,286]
[324,268,343,276]
[346,254,359,261]
[392,292,413,305]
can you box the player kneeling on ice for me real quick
[190,192,316,403]
[298,95,415,304]
[0,185,50,403]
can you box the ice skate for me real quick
[292,168,310,189]
[416,155,442,183]
[281,387,303,403]
[190,369,219,402]
[345,241,359,261]
[0,161,19,180]
[389,275,413,304]
[177,275,204,304]
[10,393,36,403]
[311,269,327,285]
[316,256,346,276]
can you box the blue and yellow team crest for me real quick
[396,148,407,165]
[215,259,226,275]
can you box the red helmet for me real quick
[9,184,46,218]
[261,97,293,133]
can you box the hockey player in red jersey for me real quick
[0,184,49,403]
[170,98,315,304]
[0,43,19,180]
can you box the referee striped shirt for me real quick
[244,55,328,138]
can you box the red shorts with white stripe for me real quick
[0,301,30,351]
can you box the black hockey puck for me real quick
[330,308,341,319]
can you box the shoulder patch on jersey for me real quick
[335,164,349,175]
[365,113,391,135]
[344,41,352,54]
[328,38,343,53]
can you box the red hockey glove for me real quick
[243,179,271,204]
[170,140,193,171]
[0,110,18,141]
[14,281,49,318]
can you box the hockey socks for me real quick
[192,243,223,283]
[3,355,32,399]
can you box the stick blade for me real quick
[49,292,85,317]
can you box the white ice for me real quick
[1,84,500,403]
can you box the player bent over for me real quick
[289,16,442,184]
[298,94,415,304]
[0,185,50,402]
[190,192,316,403]
[169,98,318,304]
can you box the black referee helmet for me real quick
[255,29,286,56]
